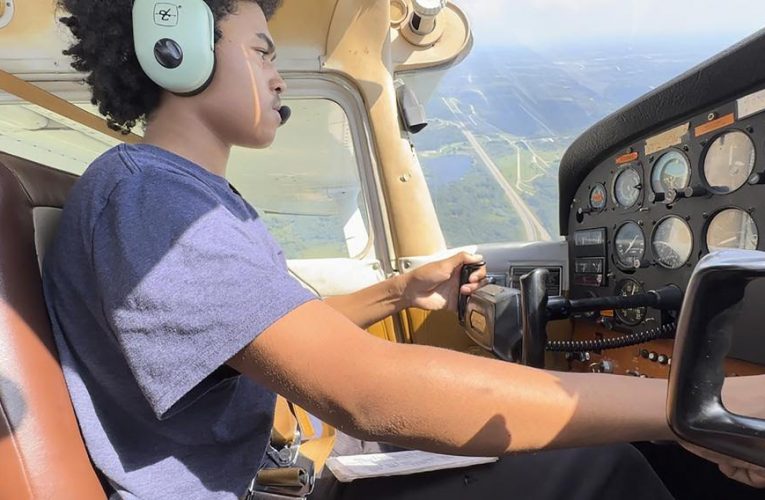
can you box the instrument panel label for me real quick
[737,88,765,120]
[645,122,689,156]
[694,113,735,137]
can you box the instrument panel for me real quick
[567,86,765,375]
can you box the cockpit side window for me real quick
[227,76,379,260]
[0,95,119,174]
[0,77,381,262]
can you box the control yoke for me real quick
[459,265,682,368]
[667,250,765,467]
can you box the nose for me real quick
[272,71,287,95]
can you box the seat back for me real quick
[0,152,105,499]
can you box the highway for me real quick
[442,97,552,241]
[462,130,552,241]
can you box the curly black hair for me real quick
[58,0,282,134]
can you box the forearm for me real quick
[234,301,672,458]
[324,275,408,329]
[351,342,673,455]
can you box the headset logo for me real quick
[153,3,179,27]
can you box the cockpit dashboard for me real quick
[560,33,765,377]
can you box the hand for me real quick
[401,252,486,311]
[681,442,765,488]
[680,374,765,488]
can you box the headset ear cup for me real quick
[133,0,216,95]
[173,57,216,97]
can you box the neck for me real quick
[142,102,231,178]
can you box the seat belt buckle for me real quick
[267,428,302,467]
[244,458,316,499]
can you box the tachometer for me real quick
[615,279,647,326]
[652,216,693,269]
[703,131,756,194]
[706,208,759,252]
[589,184,607,210]
[651,150,690,194]
[614,167,642,207]
[614,221,645,269]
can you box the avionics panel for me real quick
[567,86,765,368]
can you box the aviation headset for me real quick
[132,0,216,96]
[132,0,291,123]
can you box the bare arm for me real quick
[323,276,407,329]
[228,300,673,456]
[324,252,486,329]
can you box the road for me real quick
[442,97,552,241]
[462,130,552,241]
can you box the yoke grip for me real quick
[668,250,765,467]
[458,261,485,324]
[520,268,549,368]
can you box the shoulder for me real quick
[73,144,235,221]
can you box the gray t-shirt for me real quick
[42,144,315,499]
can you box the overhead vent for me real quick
[0,0,14,29]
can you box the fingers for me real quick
[450,251,484,267]
[720,463,765,488]
[455,252,486,282]
[454,252,486,296]
[681,442,765,488]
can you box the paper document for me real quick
[325,450,499,483]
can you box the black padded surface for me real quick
[559,28,765,235]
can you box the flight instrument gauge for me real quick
[651,150,691,194]
[706,208,759,252]
[614,221,645,269]
[652,216,693,269]
[615,279,647,326]
[703,131,756,194]
[589,184,607,210]
[614,168,642,207]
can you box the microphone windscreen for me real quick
[278,105,292,125]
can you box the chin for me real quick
[240,130,277,149]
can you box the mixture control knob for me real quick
[647,351,659,362]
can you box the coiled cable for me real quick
[545,322,676,353]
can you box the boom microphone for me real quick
[278,105,291,125]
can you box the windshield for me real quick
[411,0,765,247]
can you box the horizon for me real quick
[456,0,765,49]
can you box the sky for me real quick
[455,0,765,47]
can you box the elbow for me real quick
[335,395,411,443]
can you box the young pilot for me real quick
[46,0,765,498]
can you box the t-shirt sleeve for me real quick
[91,170,315,419]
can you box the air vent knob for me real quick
[412,0,447,17]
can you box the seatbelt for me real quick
[250,396,335,499]
[271,396,336,471]
[0,69,142,144]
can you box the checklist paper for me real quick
[325,450,499,482]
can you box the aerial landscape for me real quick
[413,39,735,247]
